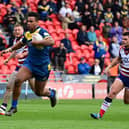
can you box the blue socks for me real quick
[49,89,54,98]
[12,100,18,108]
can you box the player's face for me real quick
[13,26,24,38]
[27,17,37,31]
[122,35,129,47]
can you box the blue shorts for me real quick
[117,73,129,88]
[23,60,51,81]
[15,66,21,71]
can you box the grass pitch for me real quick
[0,99,128,129]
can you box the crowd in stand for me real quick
[0,0,129,76]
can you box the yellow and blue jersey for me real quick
[21,26,51,81]
[22,26,51,65]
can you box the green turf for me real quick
[0,99,128,129]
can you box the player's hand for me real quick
[104,66,110,75]
[1,48,12,56]
[4,59,9,65]
[15,53,24,59]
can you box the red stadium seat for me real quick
[67,65,76,74]
[88,58,95,66]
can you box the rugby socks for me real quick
[0,103,7,111]
[12,100,18,108]
[99,97,112,117]
[49,88,55,98]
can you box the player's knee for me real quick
[35,91,42,96]
[15,78,22,86]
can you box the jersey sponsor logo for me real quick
[122,57,129,63]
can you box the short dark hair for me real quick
[123,32,129,37]
[27,12,39,21]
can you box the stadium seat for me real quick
[72,44,80,51]
[88,58,95,66]
[67,65,76,74]
[0,65,10,74]
[95,30,101,37]
[105,52,110,58]
[64,60,71,69]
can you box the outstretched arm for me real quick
[104,57,121,74]
[1,41,25,56]
[4,51,16,65]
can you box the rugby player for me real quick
[91,32,129,119]
[1,12,57,116]
[0,24,36,115]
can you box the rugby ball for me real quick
[32,33,43,41]
[32,33,44,49]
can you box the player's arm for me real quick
[15,51,28,59]
[32,36,54,46]
[104,56,121,74]
[1,41,25,56]
[4,51,16,65]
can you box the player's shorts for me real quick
[15,66,21,71]
[117,73,129,88]
[23,60,51,81]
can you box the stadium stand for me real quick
[0,0,129,82]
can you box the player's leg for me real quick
[6,66,32,116]
[34,79,57,107]
[91,78,124,119]
[0,71,17,115]
[28,78,35,92]
[123,88,129,104]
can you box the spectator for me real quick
[93,36,107,71]
[59,3,72,21]
[104,7,114,23]
[61,33,74,53]
[110,21,123,44]
[61,13,74,30]
[20,1,29,16]
[57,0,66,12]
[112,0,121,15]
[3,8,17,35]
[109,36,120,58]
[102,21,112,39]
[50,43,66,71]
[121,4,128,18]
[87,26,97,44]
[90,59,101,75]
[10,1,18,14]
[47,0,57,14]
[15,8,25,25]
[72,6,82,22]
[113,12,123,26]
[78,57,91,74]
[0,30,6,50]
[82,3,92,28]
[77,25,90,46]
[122,16,129,29]
[92,11,104,29]
[75,0,85,13]
[38,0,50,21]
[1,0,10,5]
[103,0,113,10]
